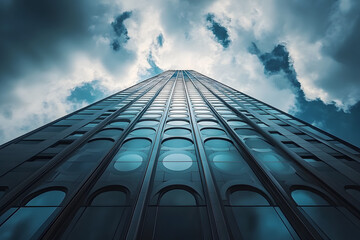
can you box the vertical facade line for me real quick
[125,72,179,240]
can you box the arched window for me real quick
[159,189,196,206]
[91,190,127,206]
[0,189,66,240]
[229,190,270,206]
[345,186,360,202]
[228,186,294,240]
[291,189,329,206]
[291,188,360,238]
[26,190,66,206]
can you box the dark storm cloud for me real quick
[0,0,91,103]
[250,43,300,90]
[252,43,360,147]
[206,13,230,48]
[0,0,90,78]
[110,11,132,51]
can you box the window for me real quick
[162,153,193,171]
[91,190,127,206]
[228,187,294,240]
[292,188,360,239]
[229,190,269,206]
[159,189,196,206]
[0,190,66,240]
[114,153,143,171]
[26,190,66,206]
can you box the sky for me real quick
[0,0,359,147]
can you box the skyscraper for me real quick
[0,70,359,239]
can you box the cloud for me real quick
[110,11,132,51]
[206,13,231,48]
[0,0,359,147]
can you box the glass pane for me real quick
[303,206,360,239]
[291,190,329,206]
[64,207,126,240]
[26,190,66,206]
[0,207,57,240]
[231,207,294,240]
[160,189,196,206]
[154,207,203,240]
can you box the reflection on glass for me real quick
[114,153,143,171]
[232,207,294,239]
[0,207,58,240]
[163,153,192,171]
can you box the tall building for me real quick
[0,70,359,240]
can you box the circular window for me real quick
[163,153,193,171]
[114,153,143,171]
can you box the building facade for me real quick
[0,70,360,239]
